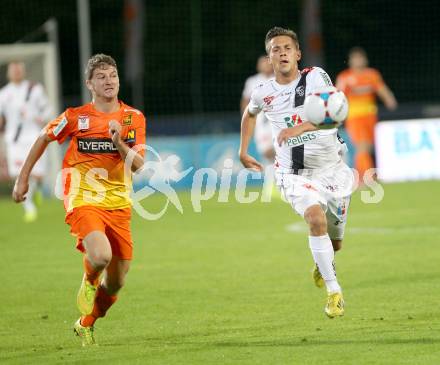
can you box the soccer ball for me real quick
[304,86,348,129]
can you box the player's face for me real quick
[7,62,25,83]
[86,65,120,100]
[349,52,368,69]
[268,36,301,77]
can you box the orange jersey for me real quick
[336,68,385,118]
[45,101,146,212]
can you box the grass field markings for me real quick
[285,222,440,234]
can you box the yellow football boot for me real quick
[325,292,345,318]
[73,319,96,346]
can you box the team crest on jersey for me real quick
[78,115,89,130]
[122,114,132,126]
[295,85,305,97]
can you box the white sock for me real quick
[23,178,37,214]
[309,234,341,293]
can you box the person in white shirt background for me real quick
[0,61,53,222]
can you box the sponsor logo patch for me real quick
[284,114,303,127]
[77,138,118,154]
[125,129,136,143]
[53,117,67,137]
[286,131,318,147]
[77,134,137,154]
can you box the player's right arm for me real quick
[12,131,53,202]
[13,110,75,202]
[239,107,263,171]
[240,97,250,116]
[239,85,265,171]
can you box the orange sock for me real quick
[80,285,118,327]
[80,314,97,327]
[83,255,101,286]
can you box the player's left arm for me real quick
[13,131,53,202]
[109,119,145,173]
[372,70,397,110]
[277,122,317,145]
[376,83,398,110]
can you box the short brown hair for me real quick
[348,46,367,58]
[265,27,299,53]
[85,53,117,80]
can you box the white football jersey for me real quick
[248,67,345,172]
[0,80,52,144]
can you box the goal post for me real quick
[0,42,61,195]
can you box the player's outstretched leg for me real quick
[304,205,344,318]
[75,256,130,346]
[77,231,112,315]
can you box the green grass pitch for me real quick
[1,181,440,364]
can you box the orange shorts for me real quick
[345,115,377,145]
[66,206,133,260]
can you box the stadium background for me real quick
[0,0,439,130]
[1,0,439,189]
